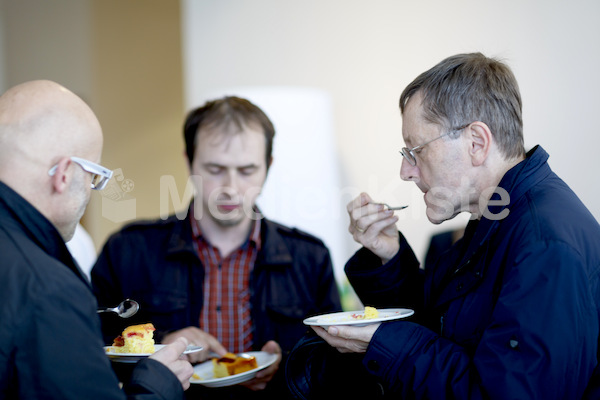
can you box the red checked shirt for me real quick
[190,213,261,353]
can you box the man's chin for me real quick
[60,221,79,242]
[212,213,245,228]
[216,219,244,228]
[425,207,455,225]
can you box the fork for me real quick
[377,203,409,211]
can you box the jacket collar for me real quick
[257,218,294,266]
[0,181,89,285]
[454,145,551,274]
[432,146,551,308]
[165,212,196,256]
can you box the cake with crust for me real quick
[112,323,156,354]
[212,352,258,378]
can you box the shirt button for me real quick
[367,360,380,372]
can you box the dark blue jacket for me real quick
[346,146,600,399]
[0,182,184,400]
[91,211,341,398]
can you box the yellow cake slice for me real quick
[364,306,379,319]
[212,352,258,378]
[112,323,156,354]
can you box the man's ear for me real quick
[267,156,273,170]
[468,122,493,167]
[49,157,72,194]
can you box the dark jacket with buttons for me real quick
[0,182,184,400]
[345,146,600,399]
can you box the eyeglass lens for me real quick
[400,148,416,166]
[90,174,109,190]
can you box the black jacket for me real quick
[0,181,184,400]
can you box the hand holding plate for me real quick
[149,337,194,390]
[240,340,281,391]
[312,323,380,354]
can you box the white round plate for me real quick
[303,308,414,328]
[104,344,203,363]
[190,351,278,387]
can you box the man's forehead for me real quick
[197,123,264,144]
[195,129,265,166]
[401,100,442,145]
[401,115,425,147]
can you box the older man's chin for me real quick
[425,205,458,225]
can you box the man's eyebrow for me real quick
[404,133,423,148]
[202,162,259,169]
[203,162,224,168]
[238,164,258,169]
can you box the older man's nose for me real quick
[400,157,419,182]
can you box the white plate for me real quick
[190,351,278,387]
[303,308,414,328]
[104,344,203,363]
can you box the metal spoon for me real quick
[97,299,139,318]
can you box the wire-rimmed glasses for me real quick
[400,123,472,166]
[48,156,113,190]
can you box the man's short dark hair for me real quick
[183,96,275,166]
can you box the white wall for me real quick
[182,0,600,278]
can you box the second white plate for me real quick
[303,308,414,328]
[190,351,278,387]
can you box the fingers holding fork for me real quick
[378,203,409,211]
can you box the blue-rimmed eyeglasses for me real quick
[48,156,113,190]
[399,123,472,166]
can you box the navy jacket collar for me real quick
[432,146,552,307]
[457,145,551,272]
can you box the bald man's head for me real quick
[0,80,105,240]
[0,80,103,167]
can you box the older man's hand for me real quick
[311,323,381,353]
[347,193,400,264]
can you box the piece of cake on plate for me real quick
[364,306,379,319]
[112,323,156,353]
[212,352,258,378]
